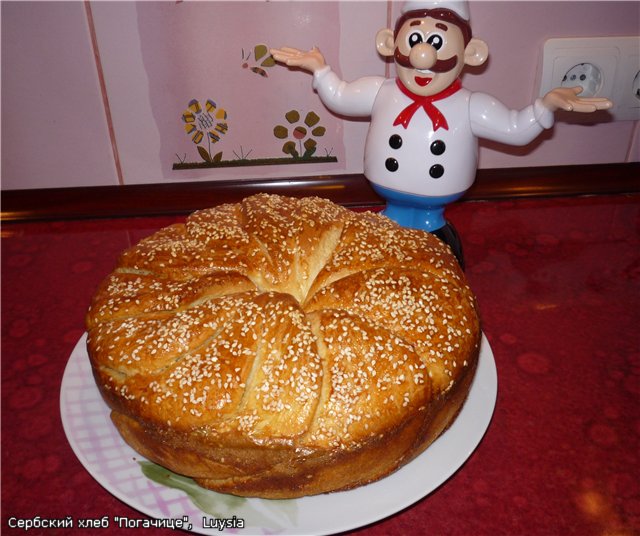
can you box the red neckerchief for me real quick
[393,78,462,131]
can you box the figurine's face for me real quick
[376,12,488,96]
[394,15,466,95]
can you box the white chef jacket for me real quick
[313,66,555,198]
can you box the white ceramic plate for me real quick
[61,333,497,535]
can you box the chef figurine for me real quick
[271,0,612,267]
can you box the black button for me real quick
[389,134,403,149]
[429,164,444,178]
[430,140,446,155]
[385,158,399,172]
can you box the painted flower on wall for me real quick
[274,110,326,159]
[182,99,228,162]
[173,103,337,170]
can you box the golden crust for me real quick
[86,194,481,498]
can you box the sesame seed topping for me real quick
[87,194,479,454]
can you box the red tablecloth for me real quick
[2,194,639,535]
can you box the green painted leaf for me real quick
[311,126,326,137]
[197,146,212,162]
[285,110,300,124]
[213,151,223,163]
[139,461,243,516]
[304,111,320,127]
[273,125,289,139]
[138,461,298,527]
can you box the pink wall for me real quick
[1,1,118,188]
[2,1,638,191]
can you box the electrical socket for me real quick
[539,36,640,121]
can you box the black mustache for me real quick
[394,48,458,73]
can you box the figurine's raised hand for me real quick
[542,86,613,113]
[270,46,326,74]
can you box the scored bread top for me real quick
[86,194,479,451]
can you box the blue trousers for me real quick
[371,184,466,268]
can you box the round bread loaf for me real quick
[86,194,481,498]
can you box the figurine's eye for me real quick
[407,31,425,48]
[427,34,444,50]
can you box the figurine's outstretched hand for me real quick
[270,46,326,74]
[543,86,613,113]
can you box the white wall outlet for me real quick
[560,63,602,97]
[539,36,640,121]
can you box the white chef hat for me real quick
[402,1,470,21]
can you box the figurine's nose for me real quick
[409,43,437,70]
